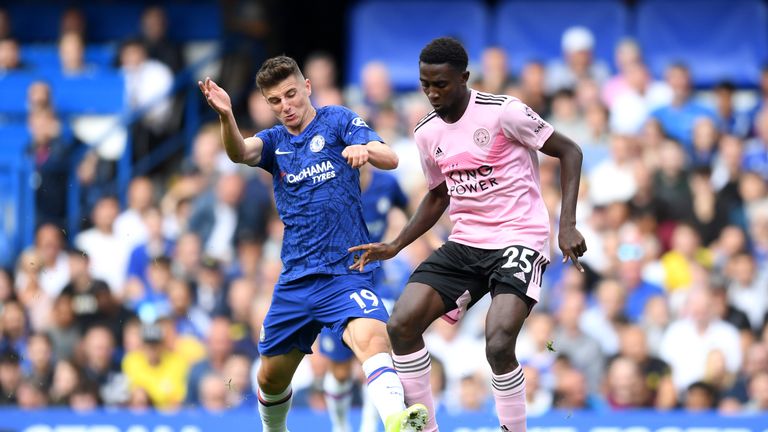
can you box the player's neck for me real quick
[440,89,471,124]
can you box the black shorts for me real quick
[408,241,548,323]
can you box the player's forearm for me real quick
[557,142,583,228]
[365,141,399,170]
[219,111,248,163]
[391,184,449,251]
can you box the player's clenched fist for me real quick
[342,144,369,168]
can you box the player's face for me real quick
[419,62,469,117]
[262,74,313,131]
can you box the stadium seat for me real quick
[0,73,35,118]
[6,4,67,42]
[636,0,768,87]
[0,123,31,155]
[49,72,126,115]
[165,4,223,41]
[83,4,144,42]
[21,44,117,71]
[346,0,489,89]
[492,0,628,74]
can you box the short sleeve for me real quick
[255,127,278,172]
[337,106,384,146]
[500,100,554,150]
[415,134,445,190]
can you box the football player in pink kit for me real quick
[349,37,587,431]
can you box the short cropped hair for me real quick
[256,56,303,90]
[419,37,468,72]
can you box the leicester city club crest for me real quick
[310,134,325,152]
[473,127,491,147]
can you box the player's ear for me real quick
[461,70,470,85]
[305,78,312,96]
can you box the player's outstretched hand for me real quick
[342,145,369,168]
[559,225,587,272]
[348,242,398,271]
[198,77,232,117]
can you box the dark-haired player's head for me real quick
[256,55,314,132]
[418,37,471,118]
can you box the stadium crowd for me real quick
[0,4,768,420]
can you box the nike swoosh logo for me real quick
[363,308,380,314]
[275,149,292,155]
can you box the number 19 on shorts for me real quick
[350,289,381,314]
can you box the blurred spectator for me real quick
[125,207,175,288]
[588,135,637,207]
[78,325,127,406]
[609,62,671,136]
[198,372,228,412]
[27,81,52,113]
[59,8,86,40]
[614,325,673,407]
[347,61,395,118]
[689,168,729,245]
[713,81,750,138]
[23,333,54,389]
[523,365,552,416]
[29,108,70,229]
[0,37,23,73]
[517,313,558,390]
[119,38,174,161]
[68,381,101,411]
[744,371,768,412]
[546,26,610,94]
[122,323,188,410]
[743,108,768,181]
[15,250,54,331]
[140,6,183,72]
[601,38,643,108]
[75,197,130,293]
[49,359,81,406]
[243,87,280,133]
[702,349,736,397]
[690,118,720,169]
[474,46,513,95]
[0,300,29,356]
[16,378,48,409]
[24,224,69,300]
[171,232,203,291]
[651,63,716,152]
[660,287,742,391]
[660,224,710,293]
[580,278,625,356]
[0,8,10,39]
[222,353,256,408]
[710,282,753,354]
[683,381,718,411]
[225,277,259,358]
[547,89,589,147]
[115,177,155,249]
[304,51,342,109]
[653,140,694,228]
[516,61,551,118]
[47,294,79,361]
[456,372,492,413]
[61,249,109,331]
[725,252,768,331]
[186,317,233,405]
[188,173,245,264]
[58,31,95,76]
[0,350,21,405]
[604,356,651,409]
[167,278,210,340]
[553,289,604,392]
[552,367,603,411]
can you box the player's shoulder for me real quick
[473,90,518,109]
[319,104,357,119]
[413,109,438,136]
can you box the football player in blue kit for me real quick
[320,163,409,432]
[199,56,427,432]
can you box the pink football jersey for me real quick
[414,90,553,256]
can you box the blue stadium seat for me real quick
[21,44,117,71]
[49,72,126,115]
[636,0,768,87]
[347,0,489,89]
[0,73,35,117]
[165,4,223,41]
[492,0,628,74]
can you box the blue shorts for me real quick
[319,269,394,362]
[258,272,390,357]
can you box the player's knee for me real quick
[386,308,423,345]
[485,331,518,373]
[257,368,291,395]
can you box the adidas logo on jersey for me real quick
[514,271,526,282]
[435,146,444,158]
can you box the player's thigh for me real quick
[258,283,323,360]
[387,282,448,338]
[403,241,490,327]
[257,349,305,394]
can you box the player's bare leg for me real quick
[386,283,448,432]
[344,317,428,431]
[324,359,354,432]
[485,290,530,431]
[257,349,305,432]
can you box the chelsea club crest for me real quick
[310,135,325,152]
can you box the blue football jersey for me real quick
[256,106,382,283]
[361,171,408,243]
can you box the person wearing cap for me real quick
[545,26,611,94]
